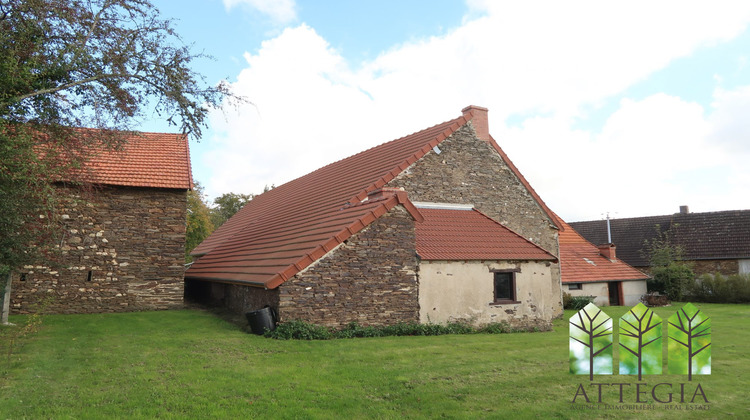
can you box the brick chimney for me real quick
[598,244,616,262]
[462,105,489,142]
[680,205,689,214]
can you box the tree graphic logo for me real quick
[619,303,662,380]
[668,303,711,380]
[569,303,711,380]
[569,303,613,380]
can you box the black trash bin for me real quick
[245,306,276,335]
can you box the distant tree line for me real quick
[185,183,256,262]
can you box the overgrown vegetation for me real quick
[641,224,694,300]
[562,292,595,310]
[687,273,750,303]
[264,320,517,340]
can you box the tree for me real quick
[0,0,239,322]
[211,192,252,228]
[641,224,694,300]
[185,182,214,263]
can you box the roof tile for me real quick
[416,208,557,261]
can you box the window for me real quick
[492,269,519,304]
[568,283,582,290]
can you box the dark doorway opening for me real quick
[608,281,623,306]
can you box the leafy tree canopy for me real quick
[0,0,239,319]
[211,192,252,228]
[185,182,214,263]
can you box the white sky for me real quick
[150,0,750,222]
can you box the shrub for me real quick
[648,263,694,301]
[334,322,383,339]
[476,322,513,334]
[563,293,595,310]
[687,273,750,303]
[264,320,520,340]
[264,320,332,340]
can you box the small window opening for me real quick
[20,273,27,282]
[86,270,93,282]
[568,283,583,290]
[491,269,519,304]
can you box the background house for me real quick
[570,207,750,276]
[557,217,649,306]
[11,131,192,314]
[186,106,564,329]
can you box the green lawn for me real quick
[1,303,747,419]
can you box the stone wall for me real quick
[387,123,562,317]
[388,123,559,255]
[277,206,420,328]
[691,259,740,276]
[11,185,187,313]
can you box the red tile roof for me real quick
[59,130,193,190]
[187,106,561,288]
[416,207,557,261]
[187,189,423,288]
[558,216,649,284]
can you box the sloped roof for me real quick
[415,207,556,261]
[558,217,649,284]
[570,209,750,267]
[55,130,193,190]
[187,189,423,288]
[187,105,561,288]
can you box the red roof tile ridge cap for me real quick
[471,208,557,261]
[487,134,562,231]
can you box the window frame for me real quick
[568,283,583,290]
[490,268,521,305]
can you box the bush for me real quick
[476,322,513,334]
[648,263,694,301]
[562,293,595,310]
[687,273,750,303]
[264,320,332,340]
[263,320,521,340]
[335,322,383,338]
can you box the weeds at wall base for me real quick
[263,320,542,340]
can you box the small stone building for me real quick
[11,131,192,314]
[186,106,564,329]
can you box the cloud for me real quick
[223,0,296,24]
[199,2,750,221]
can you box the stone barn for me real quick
[10,131,192,314]
[186,106,564,329]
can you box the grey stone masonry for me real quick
[278,206,420,328]
[11,185,187,313]
[388,123,559,255]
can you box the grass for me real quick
[0,303,747,419]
